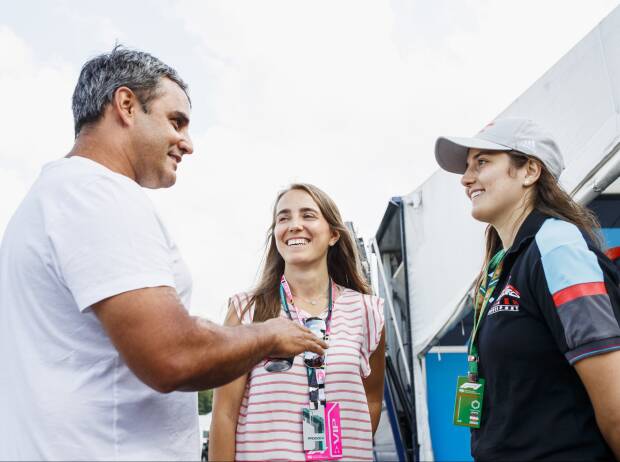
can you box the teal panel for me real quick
[425,352,473,462]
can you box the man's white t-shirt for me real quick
[0,157,200,460]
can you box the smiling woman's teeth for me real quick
[471,191,484,199]
[287,239,309,246]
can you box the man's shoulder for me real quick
[47,157,140,189]
[40,157,151,209]
[18,157,163,243]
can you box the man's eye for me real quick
[478,158,487,166]
[171,119,180,130]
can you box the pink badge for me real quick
[306,402,343,461]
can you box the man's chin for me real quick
[163,174,177,188]
[140,173,177,189]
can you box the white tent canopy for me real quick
[400,6,620,460]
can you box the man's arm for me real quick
[93,286,326,392]
[575,350,620,459]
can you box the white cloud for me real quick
[167,1,439,220]
[0,26,75,172]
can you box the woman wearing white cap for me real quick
[435,118,620,460]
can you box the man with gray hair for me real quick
[0,46,326,460]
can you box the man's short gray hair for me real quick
[72,45,189,137]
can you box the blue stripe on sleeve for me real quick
[535,219,604,294]
[569,345,620,364]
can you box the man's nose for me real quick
[179,134,193,155]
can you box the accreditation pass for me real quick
[453,376,485,428]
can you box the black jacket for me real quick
[472,211,620,461]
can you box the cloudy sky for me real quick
[1,0,618,321]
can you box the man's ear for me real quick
[112,86,140,127]
[523,158,542,187]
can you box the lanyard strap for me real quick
[279,276,335,407]
[280,276,335,338]
[467,249,506,381]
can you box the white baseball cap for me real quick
[435,117,565,179]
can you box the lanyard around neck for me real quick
[468,249,506,380]
[279,275,335,408]
[279,275,335,338]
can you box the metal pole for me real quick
[371,238,412,384]
[572,143,620,204]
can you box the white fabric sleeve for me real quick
[360,294,385,378]
[50,176,176,311]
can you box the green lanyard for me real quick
[467,249,506,382]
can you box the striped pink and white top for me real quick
[230,287,385,462]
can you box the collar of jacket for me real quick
[505,209,549,258]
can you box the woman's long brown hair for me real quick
[244,183,371,322]
[475,152,602,299]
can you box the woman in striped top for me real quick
[209,183,385,461]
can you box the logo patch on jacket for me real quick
[488,284,521,315]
